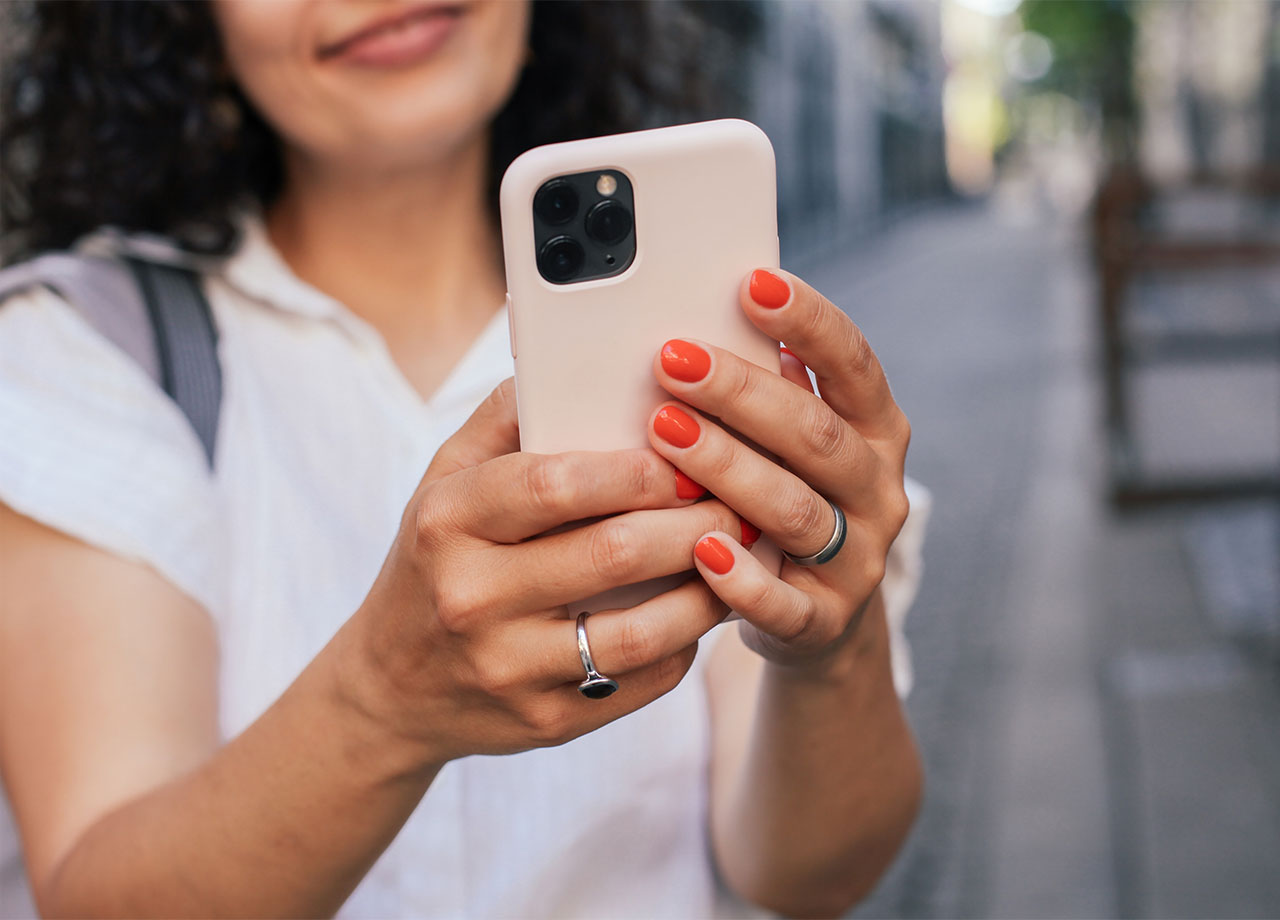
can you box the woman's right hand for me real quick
[345,379,742,768]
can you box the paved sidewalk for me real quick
[789,203,1280,918]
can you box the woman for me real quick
[0,2,927,917]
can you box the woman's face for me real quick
[213,0,531,174]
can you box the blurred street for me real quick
[786,202,1280,919]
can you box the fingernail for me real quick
[675,469,707,500]
[740,518,761,548]
[749,269,791,309]
[695,536,735,575]
[653,406,700,449]
[780,346,798,359]
[661,339,711,383]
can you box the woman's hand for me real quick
[648,269,911,673]
[346,379,745,769]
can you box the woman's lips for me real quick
[317,5,464,68]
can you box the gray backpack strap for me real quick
[0,252,221,467]
[0,253,162,380]
[123,258,221,467]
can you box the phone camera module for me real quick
[538,236,585,283]
[585,200,633,246]
[534,180,579,226]
[530,169,633,284]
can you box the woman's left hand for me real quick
[648,268,911,672]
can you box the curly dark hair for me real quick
[0,0,720,264]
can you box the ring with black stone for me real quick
[576,612,619,699]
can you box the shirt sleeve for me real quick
[0,286,226,617]
[884,476,931,698]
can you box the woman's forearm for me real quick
[711,592,923,919]
[38,614,438,919]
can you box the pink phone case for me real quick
[500,119,783,614]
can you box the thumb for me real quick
[425,377,521,483]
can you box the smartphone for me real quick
[499,119,783,613]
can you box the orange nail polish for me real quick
[661,339,711,383]
[653,406,700,449]
[740,518,761,548]
[749,269,791,309]
[695,536,735,574]
[674,469,706,500]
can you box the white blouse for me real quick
[0,220,928,919]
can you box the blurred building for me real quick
[1133,0,1279,180]
[694,1,951,260]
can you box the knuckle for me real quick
[803,403,850,465]
[523,700,574,747]
[626,451,660,504]
[705,437,738,482]
[655,644,697,692]
[724,360,760,408]
[412,487,450,551]
[525,454,575,513]
[434,578,486,634]
[616,615,659,672]
[491,377,517,411]
[739,576,776,615]
[588,518,641,582]
[841,323,876,380]
[886,487,911,535]
[777,488,827,540]
[796,292,829,342]
[896,410,913,450]
[776,602,814,644]
[862,554,888,591]
[472,651,523,698]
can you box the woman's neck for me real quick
[266,135,506,398]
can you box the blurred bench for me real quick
[1092,166,1280,505]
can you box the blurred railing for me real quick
[1093,166,1280,504]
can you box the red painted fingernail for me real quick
[740,518,761,548]
[653,406,700,449]
[695,536,735,575]
[780,346,798,359]
[674,469,707,500]
[661,339,711,383]
[750,269,791,309]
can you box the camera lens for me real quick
[538,236,585,283]
[585,200,633,245]
[534,180,579,226]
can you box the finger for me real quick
[425,378,522,483]
[522,578,728,685]
[647,401,861,557]
[740,269,904,439]
[514,638,703,744]
[453,448,702,544]
[489,500,744,613]
[779,347,814,393]
[655,339,878,501]
[692,532,840,656]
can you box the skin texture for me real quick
[0,2,922,916]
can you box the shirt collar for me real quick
[76,214,347,322]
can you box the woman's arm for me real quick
[646,270,924,917]
[706,593,921,918]
[1,380,748,917]
[0,504,440,918]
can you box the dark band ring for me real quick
[783,499,847,567]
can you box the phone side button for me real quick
[505,293,517,358]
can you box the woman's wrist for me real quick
[324,605,452,784]
[759,589,888,689]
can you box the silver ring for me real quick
[784,499,847,566]
[576,612,618,699]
